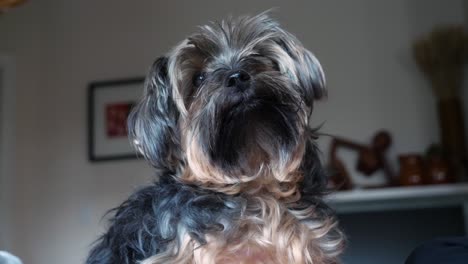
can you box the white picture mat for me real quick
[93,82,142,157]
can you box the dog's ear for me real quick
[128,57,182,172]
[275,31,326,107]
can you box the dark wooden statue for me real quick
[328,130,394,190]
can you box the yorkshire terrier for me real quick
[86,13,345,264]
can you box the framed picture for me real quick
[88,77,145,161]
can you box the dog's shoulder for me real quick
[86,177,242,264]
[86,179,175,264]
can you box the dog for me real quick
[86,13,345,264]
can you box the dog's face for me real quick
[129,14,325,190]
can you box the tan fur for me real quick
[140,14,345,264]
[139,81,345,264]
[142,127,344,263]
[142,186,343,264]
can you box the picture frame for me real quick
[87,77,145,162]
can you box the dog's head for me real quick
[129,14,326,191]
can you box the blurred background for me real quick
[1,0,468,263]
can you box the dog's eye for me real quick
[192,72,206,87]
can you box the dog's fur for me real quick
[86,13,345,264]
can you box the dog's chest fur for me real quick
[196,196,316,264]
[137,179,332,264]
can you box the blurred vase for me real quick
[437,98,467,181]
[399,154,424,186]
[426,156,452,184]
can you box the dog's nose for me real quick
[226,70,251,89]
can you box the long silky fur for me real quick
[86,133,342,264]
[86,13,345,264]
[86,176,245,264]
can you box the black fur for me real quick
[86,177,244,264]
[127,57,182,174]
[87,14,340,264]
[206,97,300,174]
[86,134,329,264]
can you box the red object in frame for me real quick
[105,102,134,138]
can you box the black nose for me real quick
[226,70,251,89]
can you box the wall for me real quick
[0,54,16,250]
[0,1,466,263]
[466,1,468,25]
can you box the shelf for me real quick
[329,183,468,203]
[326,183,468,216]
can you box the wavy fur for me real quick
[87,13,344,264]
